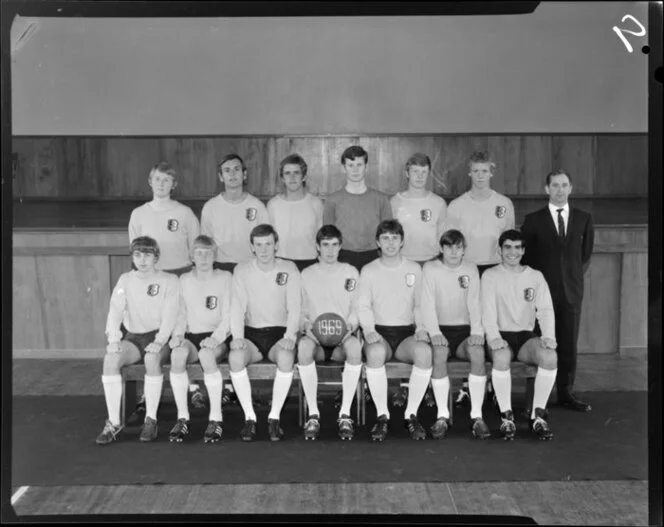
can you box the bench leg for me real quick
[448,387,453,427]
[525,377,535,417]
[123,380,138,427]
[298,380,305,427]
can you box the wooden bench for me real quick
[121,362,363,427]
[376,360,537,426]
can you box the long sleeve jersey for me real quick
[267,193,323,260]
[105,270,180,344]
[128,201,200,271]
[390,191,448,261]
[480,264,555,342]
[421,259,483,336]
[322,188,392,252]
[173,269,233,342]
[200,193,270,263]
[357,257,425,334]
[230,258,301,341]
[300,262,360,330]
[442,190,515,265]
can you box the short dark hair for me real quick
[316,224,343,245]
[375,219,405,241]
[217,154,247,174]
[467,151,496,172]
[341,145,368,165]
[279,154,308,178]
[439,229,466,249]
[545,169,572,186]
[130,236,160,260]
[406,153,432,172]
[250,223,279,244]
[498,229,525,249]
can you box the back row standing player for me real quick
[323,145,393,272]
[442,151,515,406]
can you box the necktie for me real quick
[556,208,565,238]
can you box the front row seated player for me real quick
[229,223,302,442]
[421,229,490,440]
[481,229,558,441]
[358,219,433,442]
[97,236,179,445]
[297,225,363,440]
[167,235,233,443]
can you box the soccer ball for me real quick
[311,312,347,348]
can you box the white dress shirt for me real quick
[548,202,569,236]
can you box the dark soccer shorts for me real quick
[498,330,539,358]
[185,332,213,350]
[374,324,415,353]
[439,325,471,356]
[244,326,287,357]
[123,329,167,356]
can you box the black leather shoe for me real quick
[558,394,592,412]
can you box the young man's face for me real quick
[441,242,465,267]
[468,162,494,190]
[406,164,430,190]
[219,159,247,190]
[281,164,305,193]
[545,173,572,207]
[317,238,341,264]
[342,156,367,184]
[251,234,278,264]
[132,250,157,273]
[376,231,403,258]
[192,246,215,271]
[499,239,525,267]
[149,171,176,199]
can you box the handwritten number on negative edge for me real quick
[613,14,646,53]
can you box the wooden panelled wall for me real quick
[12,134,647,199]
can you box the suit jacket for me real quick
[521,205,594,307]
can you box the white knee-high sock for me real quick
[339,362,363,417]
[365,366,390,419]
[297,362,319,417]
[431,376,450,419]
[491,369,512,413]
[268,369,294,420]
[102,374,123,426]
[468,373,487,419]
[531,367,557,419]
[144,374,163,420]
[230,368,256,422]
[169,371,190,420]
[204,370,223,422]
[404,366,433,418]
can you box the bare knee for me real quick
[143,353,163,375]
[198,348,218,373]
[538,349,558,370]
[102,353,123,375]
[297,338,316,365]
[413,343,432,369]
[170,347,189,372]
[364,344,386,368]
[343,337,363,365]
[275,348,295,372]
[491,349,511,371]
[228,349,247,372]
[432,346,449,368]
[467,346,487,374]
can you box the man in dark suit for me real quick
[521,169,594,412]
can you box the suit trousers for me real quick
[553,299,582,396]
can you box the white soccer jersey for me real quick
[105,270,180,344]
[300,262,360,330]
[173,269,233,342]
[357,257,425,333]
[390,191,448,261]
[267,193,324,260]
[421,259,483,336]
[200,193,270,264]
[481,264,555,342]
[443,190,515,265]
[128,201,200,270]
[230,258,301,341]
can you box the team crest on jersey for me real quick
[524,287,535,302]
[420,209,432,222]
[246,208,257,221]
[495,206,506,219]
[405,273,416,287]
[276,272,288,285]
[167,218,179,232]
[458,275,470,289]
[147,284,160,296]
[205,296,218,309]
[344,278,357,292]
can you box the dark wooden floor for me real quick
[13,197,648,230]
[9,354,649,523]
